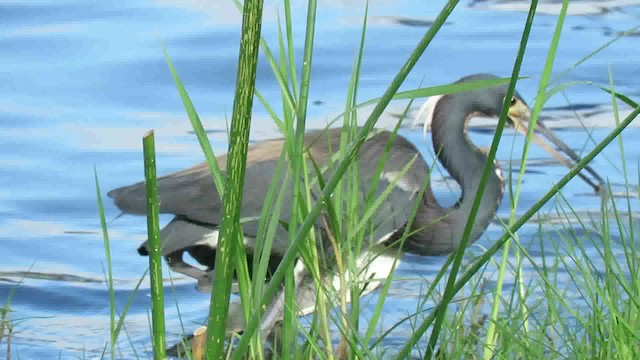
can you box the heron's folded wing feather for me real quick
[107,162,218,217]
[107,159,290,232]
[353,131,431,242]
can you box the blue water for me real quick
[1,0,639,358]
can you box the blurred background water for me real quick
[1,0,640,358]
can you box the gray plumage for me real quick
[109,127,430,258]
[109,73,596,335]
[110,128,430,333]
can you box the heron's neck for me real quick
[428,94,504,250]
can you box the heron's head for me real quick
[414,74,531,136]
[452,73,603,193]
[455,73,531,127]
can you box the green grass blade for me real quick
[256,89,285,131]
[142,131,166,359]
[278,0,318,357]
[425,0,538,356]
[205,0,264,358]
[551,24,640,84]
[93,168,116,360]
[113,270,149,343]
[599,87,639,108]
[284,0,298,100]
[232,0,297,114]
[485,0,566,356]
[319,76,525,133]
[342,9,369,353]
[162,47,225,198]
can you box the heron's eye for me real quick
[510,97,517,106]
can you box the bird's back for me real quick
[108,128,430,246]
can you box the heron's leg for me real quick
[163,251,240,294]
[194,270,240,294]
[259,258,312,334]
[165,251,210,282]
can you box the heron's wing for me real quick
[108,139,292,234]
[107,162,221,217]
[307,130,431,245]
[369,136,431,242]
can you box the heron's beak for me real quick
[507,100,532,123]
[508,101,603,194]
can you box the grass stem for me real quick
[142,131,167,360]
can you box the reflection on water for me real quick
[1,0,640,358]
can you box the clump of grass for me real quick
[92,0,640,359]
[1,293,14,360]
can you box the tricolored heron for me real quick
[108,73,601,334]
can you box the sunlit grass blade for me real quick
[312,76,526,135]
[599,87,639,108]
[162,47,225,198]
[256,89,285,131]
[301,155,337,358]
[284,0,298,101]
[341,7,369,354]
[301,158,338,359]
[362,100,427,345]
[280,1,318,357]
[427,0,538,356]
[232,0,297,114]
[160,50,255,348]
[486,0,566,355]
[607,70,640,306]
[113,270,149,345]
[142,131,166,359]
[93,168,116,360]
[551,24,640,84]
[96,231,151,357]
[205,0,264,358]
[251,147,287,290]
[242,148,288,360]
